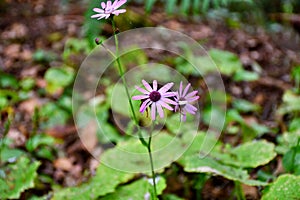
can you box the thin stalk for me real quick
[109,18,147,147]
[234,181,246,200]
[147,124,158,199]
[0,115,12,164]
[292,137,300,172]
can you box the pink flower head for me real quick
[132,80,177,120]
[175,82,199,121]
[91,0,127,20]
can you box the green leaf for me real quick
[100,176,166,200]
[209,49,243,76]
[232,99,260,113]
[166,0,177,14]
[276,132,300,154]
[0,72,19,89]
[26,134,56,152]
[101,133,183,172]
[0,148,25,163]
[277,90,300,115]
[262,174,300,200]
[45,67,75,94]
[106,83,140,117]
[145,0,157,12]
[213,140,277,168]
[162,194,185,200]
[289,118,300,132]
[233,69,259,82]
[20,78,35,91]
[33,49,56,63]
[52,164,135,200]
[76,102,124,144]
[40,102,70,128]
[0,157,40,199]
[165,113,197,135]
[180,0,190,14]
[179,154,267,186]
[282,145,300,175]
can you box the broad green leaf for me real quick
[100,176,166,200]
[0,90,20,108]
[117,47,148,69]
[289,118,300,132]
[233,69,259,82]
[40,102,70,128]
[209,49,243,76]
[262,174,300,200]
[276,132,300,154]
[26,134,56,152]
[33,49,56,63]
[101,133,183,173]
[179,154,267,186]
[52,164,135,200]
[232,99,260,113]
[0,72,19,89]
[179,131,222,158]
[213,140,277,168]
[0,148,25,163]
[76,102,124,144]
[282,145,300,175]
[106,83,140,117]
[166,113,197,135]
[162,194,185,200]
[20,78,35,91]
[44,67,75,94]
[277,90,300,115]
[0,157,40,199]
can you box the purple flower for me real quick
[175,82,199,121]
[132,80,177,120]
[91,0,127,20]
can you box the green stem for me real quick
[0,115,12,164]
[234,181,246,200]
[109,19,147,147]
[147,125,158,199]
[292,137,300,172]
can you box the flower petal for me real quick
[185,104,197,113]
[161,97,177,105]
[101,2,106,9]
[151,103,156,120]
[135,85,149,94]
[158,82,174,94]
[159,100,174,111]
[162,92,177,98]
[182,83,191,97]
[132,95,149,100]
[113,0,127,9]
[153,80,157,91]
[140,99,151,113]
[91,13,105,19]
[179,81,183,97]
[186,96,199,102]
[157,104,164,118]
[93,8,104,13]
[107,1,112,9]
[142,80,153,92]
[112,9,126,15]
[185,91,198,98]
